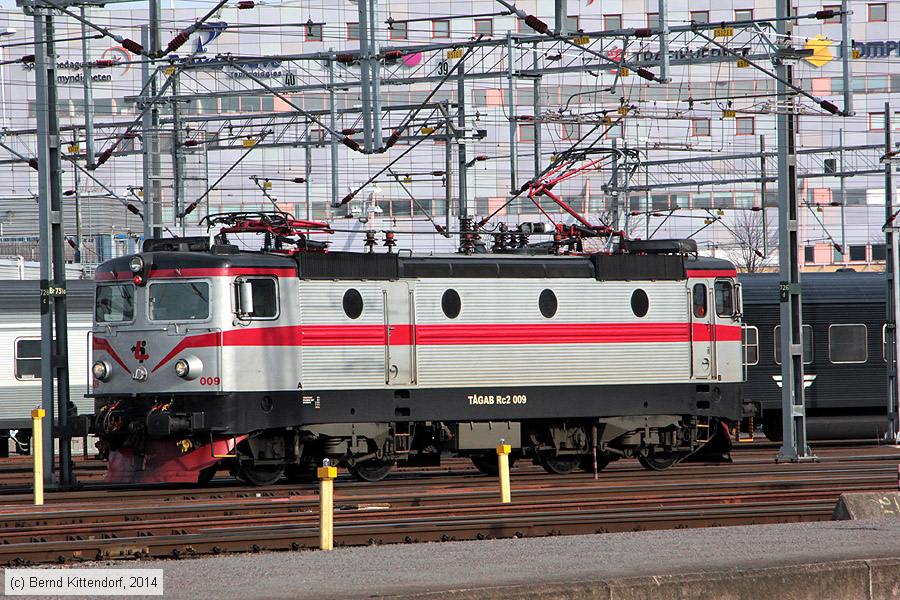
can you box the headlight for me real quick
[128,255,144,273]
[174,359,189,378]
[92,360,111,381]
[173,355,202,380]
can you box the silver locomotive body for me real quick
[91,242,748,484]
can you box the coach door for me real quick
[690,282,714,380]
[383,282,416,386]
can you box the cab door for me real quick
[383,282,416,386]
[690,281,713,379]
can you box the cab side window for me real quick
[692,283,707,318]
[240,277,278,319]
[714,280,735,317]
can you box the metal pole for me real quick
[140,26,152,241]
[532,44,541,179]
[328,51,339,213]
[644,160,650,239]
[554,0,565,35]
[305,122,312,220]
[445,112,452,234]
[657,0,671,83]
[32,8,56,489]
[775,0,813,462]
[840,0,854,117]
[839,128,846,263]
[356,0,373,152]
[761,134,768,256]
[79,6,95,168]
[171,70,184,236]
[149,0,162,239]
[884,105,900,441]
[368,0,382,150]
[506,33,517,193]
[610,139,619,230]
[457,57,468,222]
[73,166,82,263]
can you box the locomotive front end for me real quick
[90,245,292,484]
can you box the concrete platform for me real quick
[19,520,900,599]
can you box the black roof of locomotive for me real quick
[740,271,887,304]
[95,247,734,281]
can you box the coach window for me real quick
[692,283,707,318]
[539,289,558,318]
[774,325,814,365]
[631,289,649,318]
[441,289,461,319]
[829,324,868,364]
[95,283,134,322]
[237,277,278,319]
[742,326,759,366]
[14,339,41,380]
[714,280,735,317]
[342,288,364,319]
[149,281,210,321]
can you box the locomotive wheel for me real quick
[197,464,218,486]
[470,453,517,475]
[637,452,682,471]
[536,452,579,475]
[237,463,285,486]
[348,459,395,482]
[578,453,611,473]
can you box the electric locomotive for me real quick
[89,214,751,485]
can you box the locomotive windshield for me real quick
[149,281,210,321]
[95,283,135,323]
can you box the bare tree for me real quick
[728,209,779,272]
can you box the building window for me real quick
[804,246,815,263]
[519,123,535,142]
[742,326,759,366]
[829,324,868,364]
[647,13,659,28]
[15,339,41,380]
[565,15,580,32]
[736,116,754,135]
[869,3,887,22]
[691,11,709,24]
[873,244,887,261]
[849,244,867,261]
[347,22,359,40]
[562,122,580,140]
[774,324,814,365]
[870,112,885,131]
[824,4,842,23]
[390,21,408,40]
[305,22,323,41]
[474,18,493,37]
[604,14,622,30]
[432,19,450,38]
[735,9,753,21]
[692,118,711,136]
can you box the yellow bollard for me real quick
[317,462,338,550]
[496,443,512,504]
[31,408,45,506]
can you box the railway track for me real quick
[0,443,898,566]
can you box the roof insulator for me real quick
[95,148,114,167]
[183,139,199,147]
[126,203,142,216]
[292,177,306,183]
[524,14,549,34]
[28,158,38,170]
[383,50,402,60]
[66,238,77,249]
[165,30,191,55]
[182,201,199,216]
[340,192,355,206]
[814,9,836,20]
[121,39,144,55]
[634,27,652,38]
[820,100,840,115]
[341,137,361,152]
[431,171,445,177]
[21,54,35,64]
[94,59,117,68]
[475,154,488,161]
[63,189,76,196]
[237,1,255,9]
[341,128,358,135]
[336,53,356,64]
[636,68,656,81]
[384,130,402,149]
[833,242,844,253]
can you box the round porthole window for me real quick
[441,289,461,319]
[539,289,558,318]
[631,289,649,318]
[342,288,364,319]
